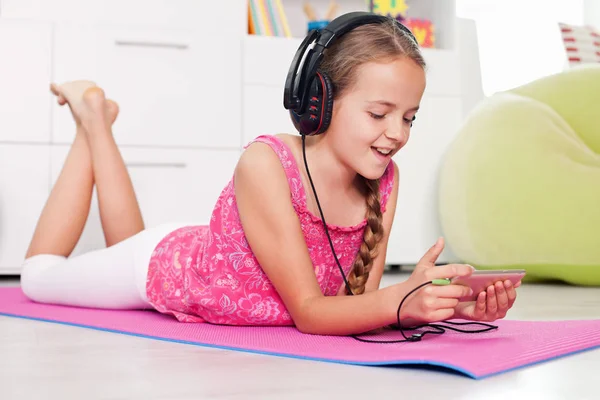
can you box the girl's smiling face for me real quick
[327,55,426,180]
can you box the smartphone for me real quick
[451,269,526,301]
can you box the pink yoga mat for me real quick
[1,287,599,379]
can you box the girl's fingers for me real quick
[486,285,498,314]
[474,291,486,318]
[495,281,510,311]
[505,280,517,304]
[426,284,473,299]
[433,297,460,309]
[430,308,456,322]
[424,263,474,281]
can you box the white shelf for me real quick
[253,0,457,50]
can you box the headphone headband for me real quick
[283,12,418,114]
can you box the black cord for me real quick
[302,135,353,295]
[300,135,498,343]
[351,280,498,343]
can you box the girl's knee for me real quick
[20,254,67,302]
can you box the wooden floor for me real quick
[1,272,599,400]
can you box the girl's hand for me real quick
[453,279,521,322]
[398,237,474,324]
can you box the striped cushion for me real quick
[559,22,600,67]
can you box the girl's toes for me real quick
[105,100,120,125]
[50,83,67,106]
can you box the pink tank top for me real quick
[145,135,395,325]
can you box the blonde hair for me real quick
[319,18,426,295]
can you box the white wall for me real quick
[455,0,586,96]
[584,0,600,27]
[456,18,484,117]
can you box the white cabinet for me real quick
[0,20,52,143]
[242,36,299,144]
[0,1,247,275]
[420,48,461,96]
[0,0,245,30]
[387,95,462,264]
[52,23,242,148]
[243,85,296,144]
[0,1,472,274]
[0,145,50,273]
[243,36,300,87]
[50,145,241,257]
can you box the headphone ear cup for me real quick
[291,75,321,136]
[292,72,334,136]
[289,108,303,134]
[315,72,334,135]
[288,78,316,136]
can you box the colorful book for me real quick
[248,0,291,37]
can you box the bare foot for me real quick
[50,80,97,125]
[80,86,108,125]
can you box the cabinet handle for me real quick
[125,162,187,169]
[114,40,189,50]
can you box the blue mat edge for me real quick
[2,311,599,380]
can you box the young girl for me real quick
[20,13,519,336]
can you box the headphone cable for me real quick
[302,135,353,294]
[351,281,498,343]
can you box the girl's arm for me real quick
[234,143,407,335]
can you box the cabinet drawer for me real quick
[52,24,242,149]
[0,21,52,144]
[0,145,50,273]
[50,145,241,256]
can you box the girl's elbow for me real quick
[291,297,322,334]
[294,318,327,335]
[294,320,314,334]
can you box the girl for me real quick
[20,14,519,336]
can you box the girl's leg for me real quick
[25,81,126,258]
[36,81,145,251]
[20,220,184,309]
[25,83,97,258]
[19,80,168,310]
[78,86,145,247]
[21,233,151,309]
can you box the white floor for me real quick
[1,271,599,400]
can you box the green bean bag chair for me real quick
[438,64,600,286]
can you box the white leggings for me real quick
[20,222,187,309]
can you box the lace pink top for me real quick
[145,135,395,325]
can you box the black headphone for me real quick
[283,11,419,136]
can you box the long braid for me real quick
[346,177,384,295]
